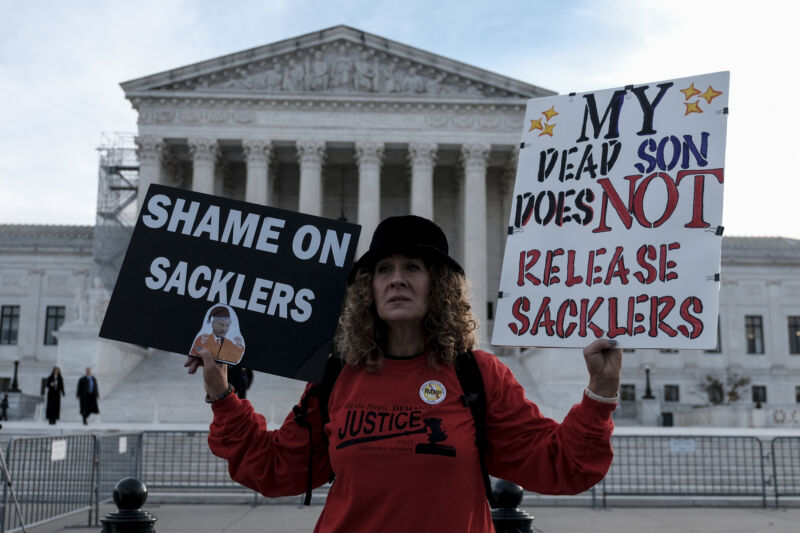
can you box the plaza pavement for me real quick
[18,502,800,533]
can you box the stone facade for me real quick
[0,225,93,418]
[0,225,93,378]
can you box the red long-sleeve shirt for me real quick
[208,350,615,532]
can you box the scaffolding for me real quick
[93,132,139,290]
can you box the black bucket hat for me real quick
[348,215,464,283]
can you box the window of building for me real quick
[752,385,767,405]
[745,315,764,354]
[44,306,66,345]
[0,306,20,345]
[659,349,679,353]
[620,384,636,402]
[664,385,680,402]
[789,316,800,354]
[795,386,800,404]
[705,315,722,353]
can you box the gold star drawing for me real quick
[680,83,701,101]
[542,106,559,121]
[528,118,543,131]
[701,85,723,104]
[539,123,556,137]
[684,101,703,115]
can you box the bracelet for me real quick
[585,388,619,404]
[205,384,234,404]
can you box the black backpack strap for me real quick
[292,354,345,506]
[455,350,497,508]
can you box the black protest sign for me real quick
[100,184,361,382]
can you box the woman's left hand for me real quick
[583,339,623,398]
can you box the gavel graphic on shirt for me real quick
[337,417,456,457]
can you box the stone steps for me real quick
[19,350,541,427]
[95,350,306,426]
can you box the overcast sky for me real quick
[1,0,797,239]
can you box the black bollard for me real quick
[491,479,534,533]
[100,478,158,533]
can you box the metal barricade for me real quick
[772,436,800,507]
[602,435,767,507]
[4,429,800,532]
[0,435,96,533]
[96,433,142,502]
[139,431,246,491]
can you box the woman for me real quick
[187,215,622,532]
[45,366,65,425]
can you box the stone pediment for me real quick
[121,25,553,101]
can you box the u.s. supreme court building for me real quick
[2,26,800,427]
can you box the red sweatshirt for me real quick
[208,350,615,532]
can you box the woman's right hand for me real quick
[184,346,229,398]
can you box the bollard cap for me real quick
[113,477,148,510]
[492,479,523,509]
[490,479,533,531]
[102,478,157,533]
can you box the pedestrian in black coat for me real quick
[45,366,65,424]
[76,367,99,425]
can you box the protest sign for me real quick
[492,72,729,349]
[100,184,361,382]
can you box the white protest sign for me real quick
[51,440,67,462]
[492,72,728,349]
[669,438,697,454]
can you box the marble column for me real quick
[461,143,491,346]
[242,139,272,205]
[134,135,164,212]
[296,140,326,216]
[408,142,437,220]
[188,138,219,195]
[501,146,520,231]
[355,141,384,255]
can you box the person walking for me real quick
[187,215,622,532]
[45,366,65,424]
[76,367,99,425]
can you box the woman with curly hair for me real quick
[188,215,621,533]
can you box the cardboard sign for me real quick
[492,72,729,349]
[100,185,361,382]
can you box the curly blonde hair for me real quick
[334,261,477,371]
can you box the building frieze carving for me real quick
[47,274,68,288]
[150,41,527,100]
[139,102,525,135]
[1,274,24,288]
